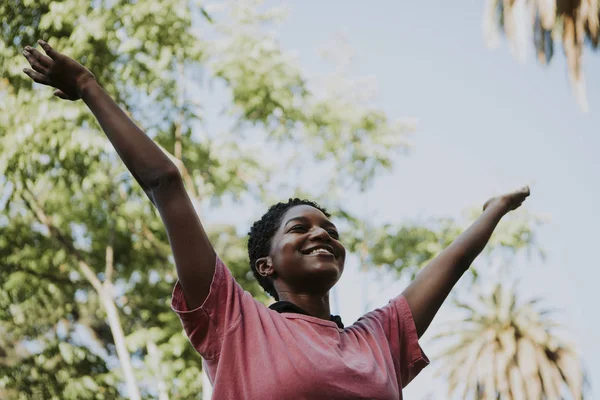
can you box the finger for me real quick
[22,49,49,75]
[37,39,59,60]
[53,90,74,100]
[512,186,529,197]
[23,68,51,85]
[24,46,53,68]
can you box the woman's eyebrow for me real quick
[284,216,336,229]
[284,216,309,227]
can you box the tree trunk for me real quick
[99,289,141,400]
[147,340,170,400]
[20,189,142,400]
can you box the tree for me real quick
[0,0,550,398]
[433,281,586,399]
[483,0,600,112]
[0,0,413,397]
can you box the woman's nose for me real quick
[310,226,331,240]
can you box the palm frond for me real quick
[484,0,600,111]
[435,282,584,399]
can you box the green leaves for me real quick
[0,339,118,400]
[343,208,543,280]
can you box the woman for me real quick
[22,40,530,399]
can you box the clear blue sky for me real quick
[256,0,600,397]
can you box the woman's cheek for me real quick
[277,236,300,254]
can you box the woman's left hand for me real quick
[483,185,530,213]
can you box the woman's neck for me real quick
[277,292,331,321]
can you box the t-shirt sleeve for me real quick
[359,295,430,388]
[170,256,245,360]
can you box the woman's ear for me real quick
[255,257,275,278]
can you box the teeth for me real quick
[309,248,332,255]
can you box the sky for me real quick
[249,1,600,398]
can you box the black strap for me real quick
[269,301,344,329]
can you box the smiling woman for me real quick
[250,200,346,317]
[21,38,531,400]
[171,198,430,399]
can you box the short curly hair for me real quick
[248,198,330,301]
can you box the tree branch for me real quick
[19,185,141,399]
[105,243,114,286]
[105,219,115,284]
[123,107,201,202]
[155,141,200,200]
[20,186,104,293]
[115,189,172,263]
[141,225,172,256]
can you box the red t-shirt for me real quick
[171,256,429,399]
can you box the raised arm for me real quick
[23,40,215,309]
[401,186,530,338]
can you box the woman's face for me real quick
[265,205,346,295]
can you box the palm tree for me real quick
[434,283,585,399]
[483,0,599,112]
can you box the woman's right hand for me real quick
[22,39,96,101]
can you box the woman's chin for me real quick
[305,258,343,278]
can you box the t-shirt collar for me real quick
[269,301,344,329]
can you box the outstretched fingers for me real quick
[53,89,75,100]
[23,48,50,75]
[37,40,59,60]
[21,39,59,87]
[27,46,53,68]
[509,185,531,210]
[482,185,531,212]
[514,186,530,202]
[518,185,530,196]
[23,68,51,85]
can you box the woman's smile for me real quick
[302,245,336,258]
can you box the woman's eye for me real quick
[289,225,338,238]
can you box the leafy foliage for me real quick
[434,282,586,399]
[483,0,600,111]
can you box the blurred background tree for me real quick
[434,281,585,399]
[483,0,599,112]
[0,0,585,399]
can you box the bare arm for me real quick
[79,80,171,202]
[402,186,530,338]
[23,40,215,309]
